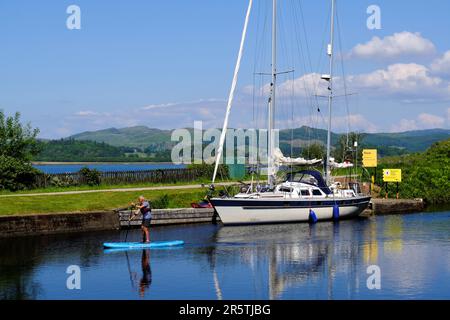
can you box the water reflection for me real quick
[209,221,365,300]
[139,250,152,297]
[0,211,449,300]
[123,250,152,298]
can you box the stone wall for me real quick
[0,211,120,238]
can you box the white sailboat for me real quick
[210,0,371,225]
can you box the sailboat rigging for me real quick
[210,0,371,225]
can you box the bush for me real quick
[152,194,170,209]
[0,156,40,191]
[0,111,41,191]
[376,139,450,204]
[79,167,101,186]
[187,163,229,180]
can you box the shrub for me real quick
[152,194,170,209]
[0,156,40,191]
[187,163,229,180]
[0,111,41,191]
[79,167,101,186]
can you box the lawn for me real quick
[0,188,207,216]
[0,178,229,196]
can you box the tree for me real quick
[0,111,41,191]
[301,143,325,160]
[333,132,366,162]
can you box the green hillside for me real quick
[69,125,449,156]
[35,139,170,162]
[70,126,173,149]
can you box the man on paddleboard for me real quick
[131,196,152,243]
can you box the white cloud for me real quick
[393,119,418,132]
[277,73,329,98]
[431,50,450,76]
[253,63,450,103]
[349,32,436,59]
[348,63,448,100]
[74,110,100,117]
[417,113,445,128]
[391,112,447,132]
[335,114,378,133]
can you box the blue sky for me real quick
[0,0,449,138]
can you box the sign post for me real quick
[383,169,402,199]
[363,149,378,194]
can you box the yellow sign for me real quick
[383,169,402,183]
[363,149,378,168]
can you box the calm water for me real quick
[1,211,449,300]
[34,163,185,174]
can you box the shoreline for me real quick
[0,199,429,238]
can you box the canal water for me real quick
[1,211,449,300]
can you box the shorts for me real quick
[142,219,152,228]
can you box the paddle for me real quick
[124,208,134,242]
[124,251,136,288]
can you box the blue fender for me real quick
[309,209,318,224]
[333,204,340,221]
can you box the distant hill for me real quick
[68,126,449,157]
[70,126,173,150]
[34,139,171,162]
[362,129,450,153]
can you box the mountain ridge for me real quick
[67,126,449,153]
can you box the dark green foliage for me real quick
[0,111,41,191]
[0,156,41,191]
[376,139,450,204]
[187,163,229,180]
[35,139,172,162]
[333,132,365,162]
[79,167,101,186]
[301,143,326,160]
[152,194,170,209]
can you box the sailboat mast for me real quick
[212,0,253,184]
[325,0,336,186]
[268,0,277,186]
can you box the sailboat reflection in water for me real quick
[208,222,363,300]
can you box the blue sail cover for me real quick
[287,170,333,195]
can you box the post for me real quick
[396,182,399,200]
[385,182,388,199]
[371,174,375,195]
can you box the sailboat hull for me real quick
[211,196,371,225]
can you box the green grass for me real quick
[0,188,207,216]
[0,178,231,196]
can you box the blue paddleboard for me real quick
[103,240,184,249]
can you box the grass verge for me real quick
[0,188,206,216]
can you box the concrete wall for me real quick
[119,208,218,227]
[371,198,425,215]
[0,211,120,238]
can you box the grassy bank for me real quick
[0,178,227,196]
[0,188,206,216]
